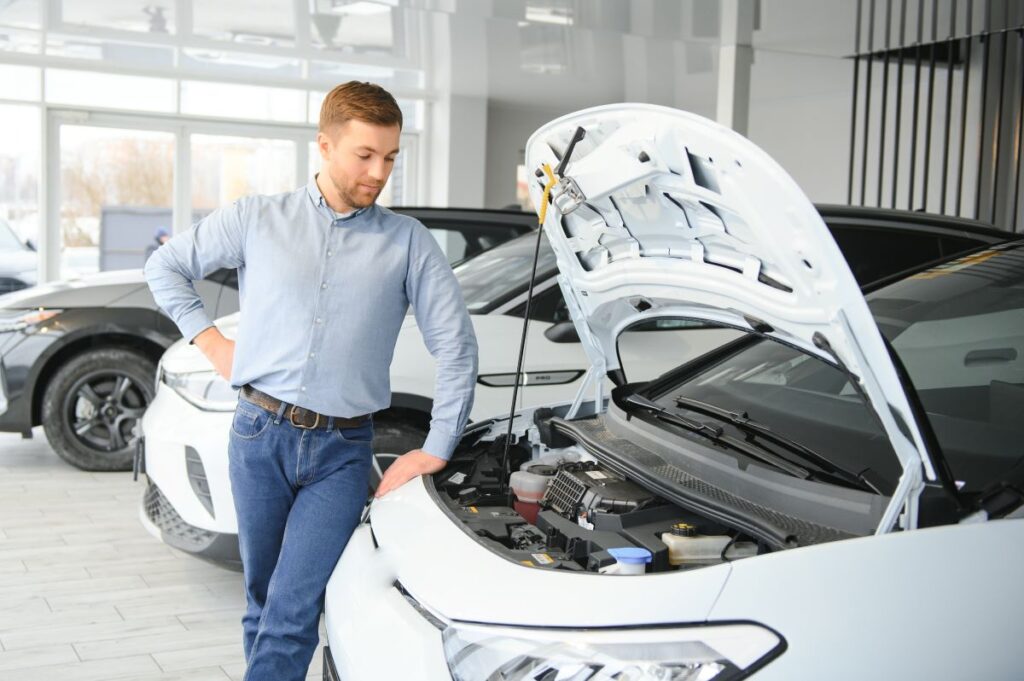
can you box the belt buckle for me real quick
[289,405,321,430]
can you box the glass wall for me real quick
[0,104,40,292]
[193,135,296,219]
[0,0,427,281]
[59,125,174,276]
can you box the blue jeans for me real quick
[228,393,373,681]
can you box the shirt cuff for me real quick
[421,427,461,461]
[178,308,215,344]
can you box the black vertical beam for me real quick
[955,0,974,216]
[989,1,1010,224]
[1013,23,1024,231]
[861,0,877,205]
[975,0,992,220]
[877,0,893,206]
[909,0,925,209]
[849,0,864,204]
[940,0,958,212]
[922,0,939,211]
[891,0,908,207]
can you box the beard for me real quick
[328,167,383,210]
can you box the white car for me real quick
[321,104,1024,679]
[138,234,734,567]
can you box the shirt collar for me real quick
[307,174,371,222]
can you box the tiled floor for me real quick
[0,430,324,681]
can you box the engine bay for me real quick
[433,415,764,574]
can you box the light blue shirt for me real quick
[144,177,478,460]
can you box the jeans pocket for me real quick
[231,403,273,440]
[334,420,374,445]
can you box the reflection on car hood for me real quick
[0,269,148,309]
[525,104,936,526]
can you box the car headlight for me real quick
[0,308,63,333]
[162,369,238,412]
[442,621,784,681]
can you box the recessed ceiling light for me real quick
[524,7,573,26]
[328,1,393,16]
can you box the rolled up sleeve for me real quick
[405,228,478,460]
[144,201,247,343]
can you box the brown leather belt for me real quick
[240,385,370,430]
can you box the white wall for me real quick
[746,49,854,204]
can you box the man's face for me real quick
[317,119,401,211]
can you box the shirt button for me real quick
[300,386,306,392]
[309,352,316,358]
[321,282,327,289]
[327,250,332,257]
[315,318,322,324]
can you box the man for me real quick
[143,226,169,264]
[144,81,477,681]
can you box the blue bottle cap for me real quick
[607,547,652,565]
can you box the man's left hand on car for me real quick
[375,449,447,497]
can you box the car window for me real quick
[828,224,988,286]
[428,228,470,263]
[651,242,1024,495]
[454,231,556,313]
[868,244,1024,490]
[419,218,527,265]
[658,339,904,491]
[508,285,570,324]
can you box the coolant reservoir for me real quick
[510,471,552,524]
[510,471,551,502]
[661,523,758,567]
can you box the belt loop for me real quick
[274,400,287,425]
[326,415,335,430]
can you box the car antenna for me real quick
[499,126,586,496]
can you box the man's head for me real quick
[317,81,403,212]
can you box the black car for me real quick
[0,208,535,471]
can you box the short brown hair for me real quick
[319,81,403,134]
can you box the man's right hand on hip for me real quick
[193,326,236,381]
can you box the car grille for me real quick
[143,481,217,553]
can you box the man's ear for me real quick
[316,131,330,161]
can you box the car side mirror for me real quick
[544,321,580,343]
[25,239,36,252]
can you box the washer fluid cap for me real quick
[607,547,652,565]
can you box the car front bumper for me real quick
[139,480,241,570]
[140,380,239,568]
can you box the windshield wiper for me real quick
[624,394,812,480]
[672,395,881,494]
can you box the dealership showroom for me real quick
[1,0,1024,679]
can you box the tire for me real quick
[41,347,156,472]
[368,420,427,494]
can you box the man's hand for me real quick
[193,326,235,381]
[375,449,447,498]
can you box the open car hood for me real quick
[525,104,939,531]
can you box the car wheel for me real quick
[368,420,427,494]
[41,348,156,472]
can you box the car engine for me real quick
[433,423,762,574]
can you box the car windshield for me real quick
[0,219,26,252]
[453,230,556,313]
[645,242,1024,494]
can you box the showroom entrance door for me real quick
[43,110,313,282]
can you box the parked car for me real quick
[0,208,533,471]
[139,194,1007,571]
[0,217,37,294]
[317,105,1024,680]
